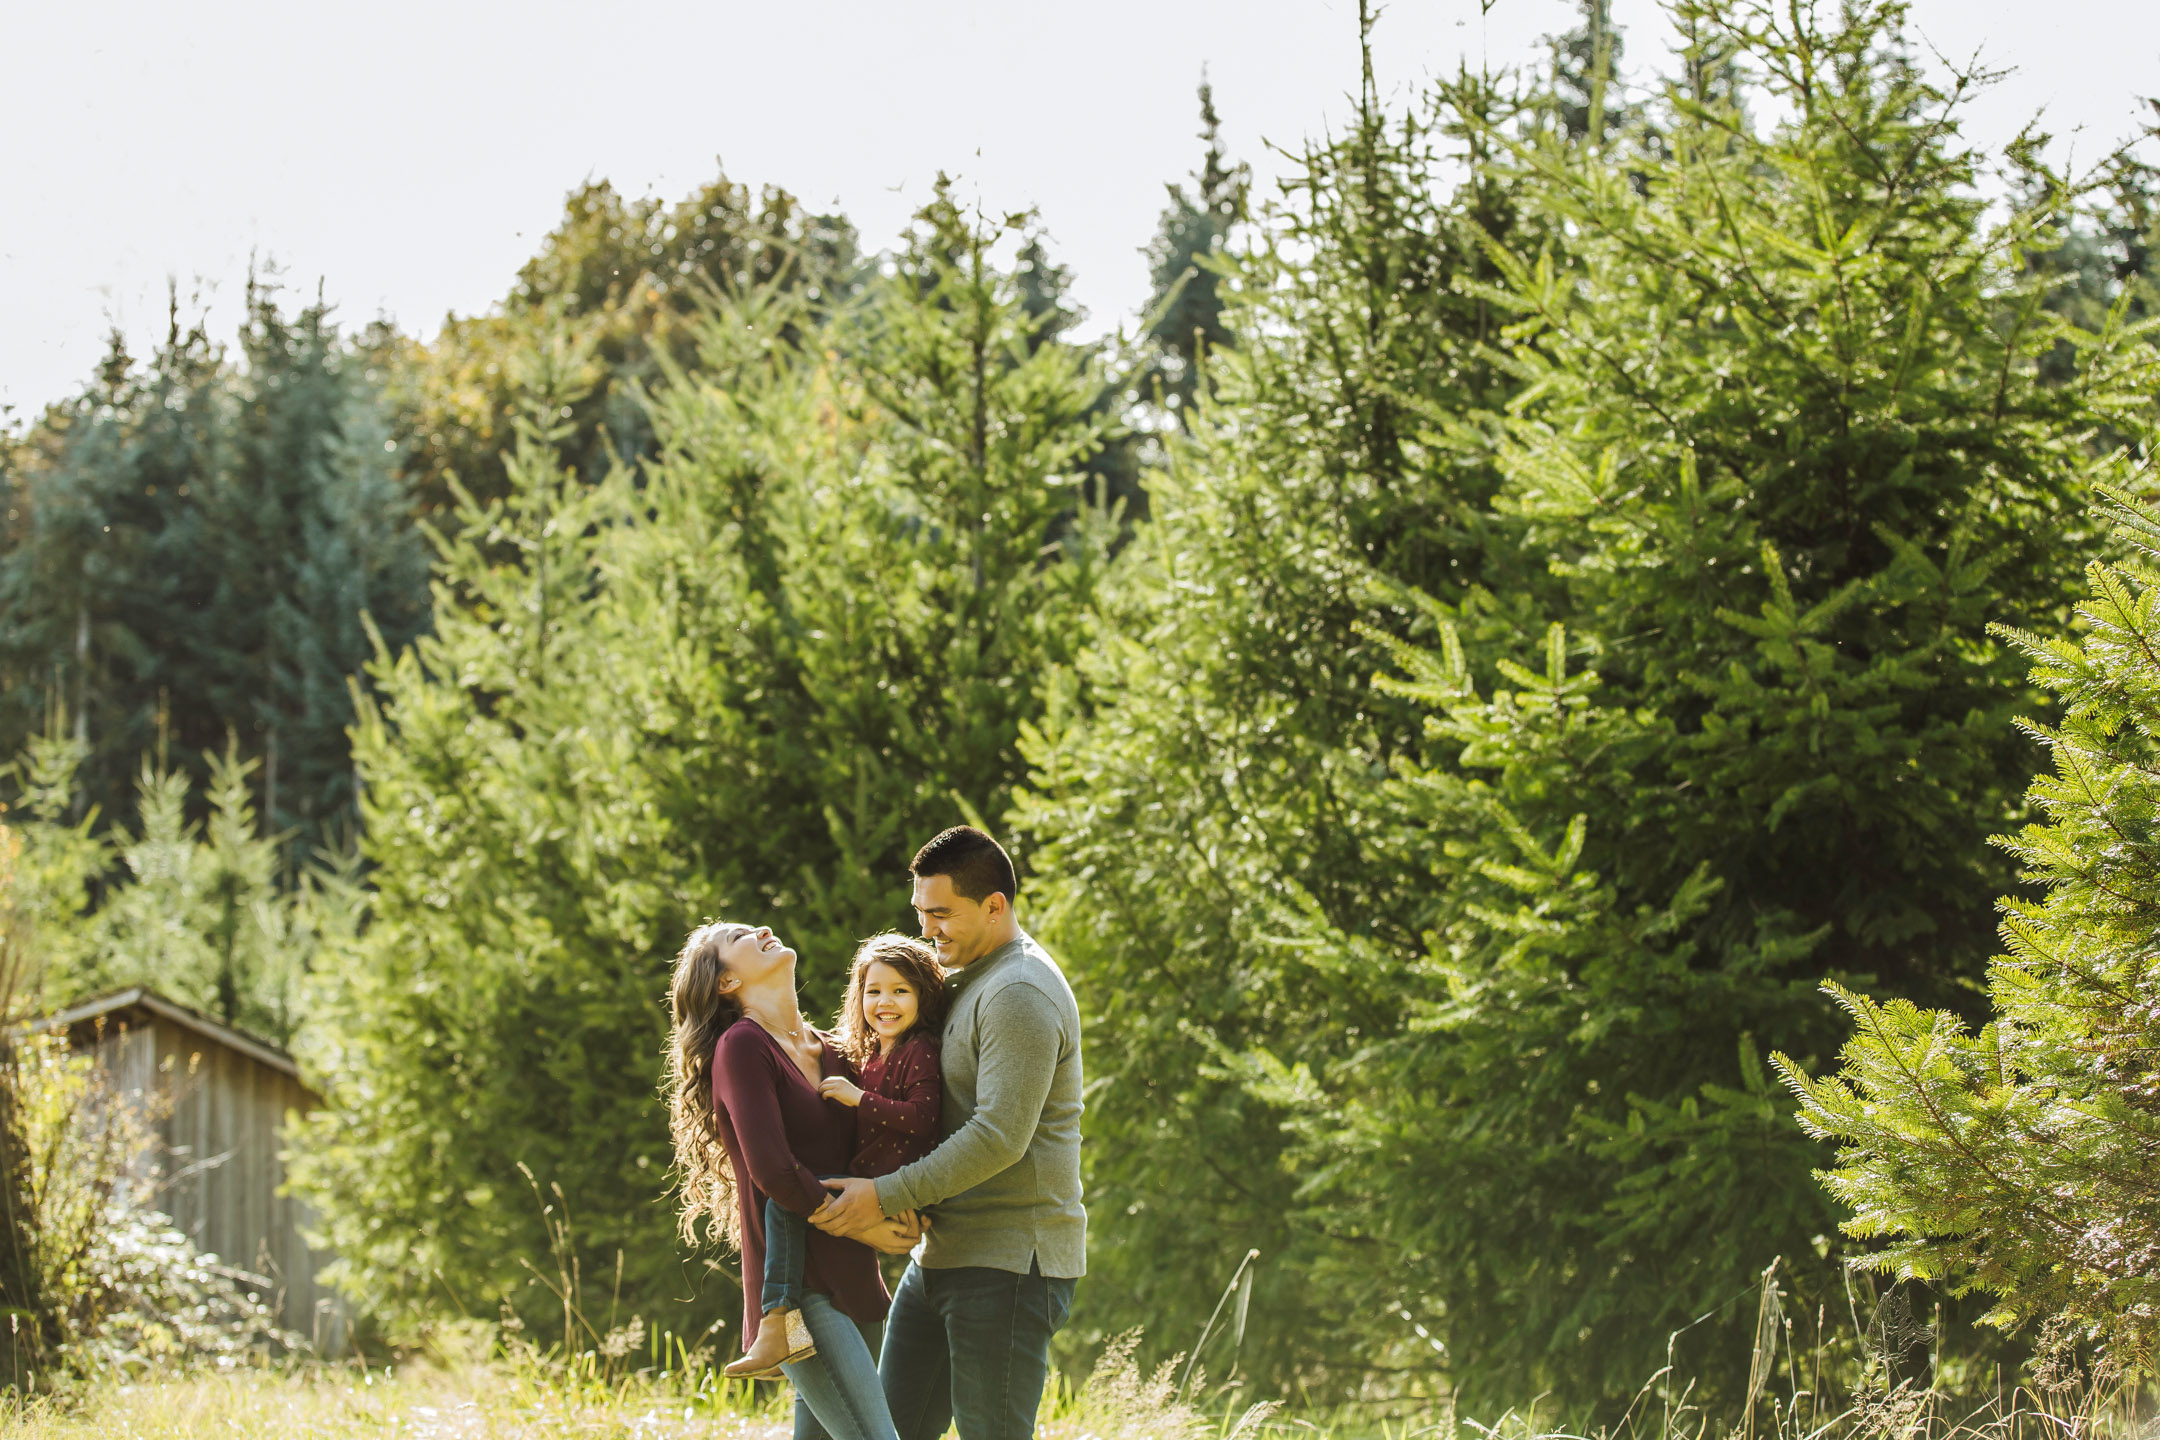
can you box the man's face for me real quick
[911,873,996,968]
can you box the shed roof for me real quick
[47,987,306,1084]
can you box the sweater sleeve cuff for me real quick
[874,1170,913,1217]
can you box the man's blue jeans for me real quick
[878,1259,1077,1440]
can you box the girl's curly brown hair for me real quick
[832,932,947,1065]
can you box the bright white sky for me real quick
[4,0,2156,423]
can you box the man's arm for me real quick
[876,984,1060,1215]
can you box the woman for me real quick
[666,920,900,1440]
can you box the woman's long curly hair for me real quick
[666,920,751,1248]
[832,932,947,1065]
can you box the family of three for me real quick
[664,826,1086,1440]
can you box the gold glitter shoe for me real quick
[723,1306,817,1379]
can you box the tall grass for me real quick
[1427,1262,2149,1440]
[0,1354,792,1440]
[0,1325,1276,1440]
[0,1300,2149,1440]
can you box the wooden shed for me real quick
[51,987,345,1352]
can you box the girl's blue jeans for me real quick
[782,1290,896,1440]
[761,1185,839,1313]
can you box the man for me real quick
[812,825,1085,1440]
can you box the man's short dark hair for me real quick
[910,825,1017,907]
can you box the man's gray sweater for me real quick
[874,931,1086,1277]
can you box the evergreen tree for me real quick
[290,201,1111,1335]
[1020,0,2157,1412]
[0,288,428,854]
[1014,52,1537,1399]
[1135,80,1250,423]
[1238,0,2154,1411]
[0,722,353,1043]
[1547,0,1627,146]
[0,316,223,829]
[1782,484,2160,1385]
[198,285,431,845]
[2027,140,2160,384]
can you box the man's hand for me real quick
[810,1175,887,1236]
[858,1211,929,1255]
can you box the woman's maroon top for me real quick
[851,1032,942,1179]
[710,1020,889,1351]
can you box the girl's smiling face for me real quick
[860,960,921,1048]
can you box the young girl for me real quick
[725,931,947,1378]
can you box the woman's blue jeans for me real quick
[782,1290,897,1440]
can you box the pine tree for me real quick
[0,315,224,830]
[0,718,345,1043]
[1019,0,2159,1412]
[1135,80,1250,423]
[0,287,428,855]
[1014,47,1539,1397]
[1547,0,1627,145]
[1781,483,2160,1384]
[1180,0,2158,1411]
[199,285,431,847]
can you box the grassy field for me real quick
[3,1358,2143,1440]
[1,1321,2136,1440]
[0,1360,793,1440]
[0,1331,1281,1440]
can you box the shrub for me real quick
[1782,485,2160,1382]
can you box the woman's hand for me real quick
[819,1076,864,1107]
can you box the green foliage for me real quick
[11,6,2157,1409]
[392,174,861,521]
[0,319,219,833]
[0,729,106,1001]
[1782,484,2160,1381]
[1546,0,1627,145]
[1015,53,1537,1398]
[1284,0,2160,1402]
[1021,0,2160,1414]
[2026,140,2160,376]
[291,199,1112,1335]
[0,722,355,1042]
[1136,80,1250,423]
[0,287,429,853]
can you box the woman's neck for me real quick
[736,974,806,1039]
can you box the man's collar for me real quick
[950,932,1028,986]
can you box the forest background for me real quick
[5,0,2160,1422]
